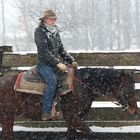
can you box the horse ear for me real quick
[121,69,133,75]
[125,70,134,76]
[121,70,134,83]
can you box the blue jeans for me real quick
[37,63,57,113]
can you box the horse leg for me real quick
[60,93,93,138]
[65,115,93,139]
[67,126,77,140]
[1,115,14,140]
[71,117,93,138]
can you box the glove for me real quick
[57,63,67,72]
[72,61,78,68]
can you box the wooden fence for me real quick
[0,46,140,127]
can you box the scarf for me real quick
[44,23,57,34]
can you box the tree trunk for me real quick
[135,0,140,47]
[1,0,6,44]
[116,0,121,50]
[109,0,113,50]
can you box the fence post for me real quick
[0,45,13,76]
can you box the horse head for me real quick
[77,68,138,116]
[112,70,138,115]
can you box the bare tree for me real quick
[135,0,140,47]
[121,0,131,50]
[115,0,121,50]
[109,0,113,50]
[12,0,140,51]
[1,0,6,44]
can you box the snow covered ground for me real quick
[0,125,140,133]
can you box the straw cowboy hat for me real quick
[39,10,57,20]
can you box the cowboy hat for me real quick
[39,10,57,20]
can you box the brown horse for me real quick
[0,68,138,140]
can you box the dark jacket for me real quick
[34,22,75,67]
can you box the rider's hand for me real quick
[72,61,78,68]
[57,63,67,72]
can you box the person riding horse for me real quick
[34,9,78,121]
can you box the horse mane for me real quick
[75,68,134,95]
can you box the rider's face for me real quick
[44,17,57,27]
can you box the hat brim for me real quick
[39,16,57,21]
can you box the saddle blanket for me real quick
[14,72,45,95]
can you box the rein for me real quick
[74,77,97,93]
[74,76,129,111]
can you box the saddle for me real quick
[14,65,74,95]
[24,65,44,83]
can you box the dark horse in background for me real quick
[0,67,138,140]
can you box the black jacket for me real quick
[34,22,75,67]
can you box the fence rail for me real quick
[2,52,140,67]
